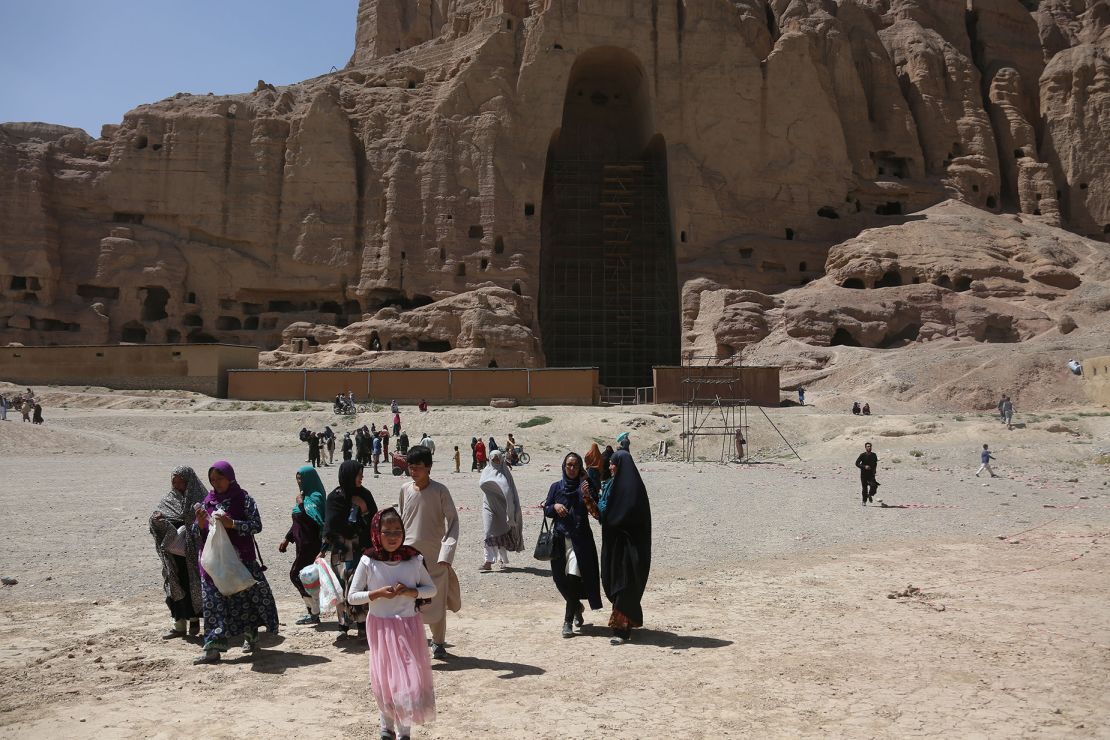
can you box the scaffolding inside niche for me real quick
[542,155,678,388]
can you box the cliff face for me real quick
[1,0,1108,392]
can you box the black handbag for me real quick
[533,516,556,561]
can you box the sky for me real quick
[0,0,359,137]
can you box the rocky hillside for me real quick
[1,0,1107,407]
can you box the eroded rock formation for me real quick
[1,0,1108,400]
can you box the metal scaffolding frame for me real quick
[679,356,801,464]
[540,156,679,388]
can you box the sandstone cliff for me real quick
[1,0,1108,406]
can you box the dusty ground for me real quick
[0,384,1108,738]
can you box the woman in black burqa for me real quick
[322,460,378,636]
[599,449,651,645]
[543,452,602,638]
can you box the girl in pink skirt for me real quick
[349,508,437,740]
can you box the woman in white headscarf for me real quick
[478,449,525,571]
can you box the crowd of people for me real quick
[0,388,44,423]
[148,427,651,738]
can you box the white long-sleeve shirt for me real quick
[347,554,437,618]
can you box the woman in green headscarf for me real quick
[279,465,327,624]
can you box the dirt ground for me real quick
[0,384,1108,738]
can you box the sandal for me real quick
[193,650,221,664]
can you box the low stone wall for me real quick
[0,344,258,397]
[652,366,781,407]
[1081,355,1110,407]
[228,367,600,405]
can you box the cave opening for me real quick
[121,322,147,343]
[830,327,862,347]
[875,271,903,288]
[539,47,679,387]
[141,286,170,321]
[880,323,921,348]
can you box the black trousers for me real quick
[563,575,583,622]
[861,475,877,502]
[167,555,198,620]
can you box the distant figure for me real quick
[419,399,429,413]
[1067,359,1083,376]
[975,443,998,478]
[32,403,43,424]
[1001,397,1015,430]
[861,403,871,416]
[342,432,353,461]
[398,431,410,455]
[616,431,631,452]
[323,426,335,465]
[372,433,382,474]
[798,387,806,406]
[454,446,461,473]
[997,395,1008,423]
[419,433,435,458]
[21,398,32,422]
[734,429,746,461]
[391,399,399,414]
[369,335,382,351]
[392,411,401,436]
[474,438,486,470]
[855,442,879,505]
[0,394,9,421]
[851,401,861,415]
[308,432,321,468]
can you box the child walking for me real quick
[397,445,461,659]
[348,508,438,739]
[975,444,999,477]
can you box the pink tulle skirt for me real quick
[366,614,437,727]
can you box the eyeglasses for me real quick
[380,530,404,537]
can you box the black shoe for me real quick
[431,642,447,659]
[574,603,585,629]
[562,622,574,638]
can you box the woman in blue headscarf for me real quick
[543,452,602,639]
[279,465,327,625]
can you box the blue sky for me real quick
[0,0,359,137]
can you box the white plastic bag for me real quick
[298,564,321,613]
[200,519,257,596]
[314,556,343,617]
[162,525,188,557]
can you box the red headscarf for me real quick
[364,507,422,562]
